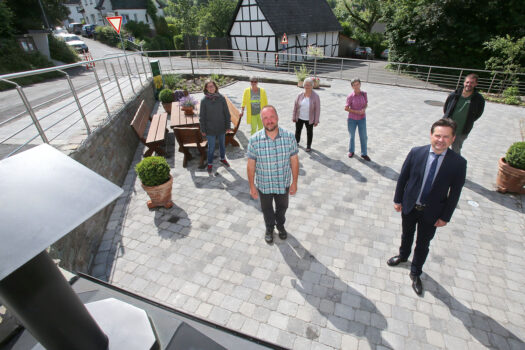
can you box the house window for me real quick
[134,14,138,22]
[91,14,95,24]
[145,14,149,23]
[84,0,88,5]
[89,0,92,4]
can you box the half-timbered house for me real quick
[228,0,342,64]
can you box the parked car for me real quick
[381,49,390,59]
[81,24,97,38]
[59,34,89,53]
[67,23,83,35]
[53,27,68,36]
[354,46,374,59]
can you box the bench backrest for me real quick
[130,100,151,140]
[225,96,241,133]
[174,127,205,148]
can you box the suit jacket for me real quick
[394,145,466,224]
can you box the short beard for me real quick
[265,125,277,132]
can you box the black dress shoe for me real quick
[265,229,274,244]
[387,255,408,266]
[410,274,423,295]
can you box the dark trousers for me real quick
[399,208,437,276]
[295,119,313,148]
[258,189,289,231]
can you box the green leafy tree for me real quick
[4,0,68,33]
[336,0,382,33]
[382,0,525,68]
[197,0,236,37]
[0,1,14,39]
[484,35,525,75]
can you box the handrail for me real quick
[0,48,522,160]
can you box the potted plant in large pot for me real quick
[294,64,310,88]
[179,95,198,115]
[135,156,174,209]
[497,141,525,194]
[159,88,174,114]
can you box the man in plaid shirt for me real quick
[247,105,299,244]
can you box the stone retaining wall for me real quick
[50,82,154,274]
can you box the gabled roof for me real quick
[230,0,341,36]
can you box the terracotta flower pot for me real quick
[162,102,172,114]
[297,81,303,88]
[496,157,525,194]
[181,106,194,115]
[141,175,174,208]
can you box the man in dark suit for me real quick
[387,118,467,295]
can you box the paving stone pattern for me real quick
[94,78,525,349]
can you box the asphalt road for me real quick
[0,37,123,124]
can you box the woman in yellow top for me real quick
[240,76,268,134]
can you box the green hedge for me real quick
[49,34,79,63]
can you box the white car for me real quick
[59,34,89,53]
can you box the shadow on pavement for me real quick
[425,274,525,349]
[358,158,400,181]
[307,149,367,182]
[464,179,524,213]
[153,202,191,240]
[277,234,392,349]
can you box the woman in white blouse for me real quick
[292,78,321,152]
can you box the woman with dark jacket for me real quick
[200,80,232,173]
[292,77,321,152]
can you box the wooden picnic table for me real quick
[170,101,200,128]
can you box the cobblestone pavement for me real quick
[94,78,525,349]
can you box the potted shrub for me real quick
[497,141,525,194]
[307,45,324,88]
[294,64,311,87]
[179,95,198,115]
[135,156,174,208]
[159,88,174,113]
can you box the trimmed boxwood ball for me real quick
[159,88,174,103]
[505,142,525,170]
[135,156,171,186]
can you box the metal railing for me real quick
[1,48,523,159]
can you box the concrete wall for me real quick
[50,82,154,274]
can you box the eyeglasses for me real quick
[250,81,258,83]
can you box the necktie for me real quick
[420,153,441,205]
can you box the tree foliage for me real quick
[4,0,68,33]
[336,0,382,33]
[198,0,236,37]
[382,0,525,69]
[483,35,525,75]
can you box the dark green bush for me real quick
[95,26,123,47]
[124,20,151,39]
[505,142,525,170]
[159,88,174,103]
[48,34,79,63]
[0,39,60,90]
[135,156,171,186]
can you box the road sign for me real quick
[106,16,122,34]
[281,33,288,45]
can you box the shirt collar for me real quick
[262,127,281,139]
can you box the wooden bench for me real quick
[225,96,242,147]
[131,100,168,157]
[173,127,208,168]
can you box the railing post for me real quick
[117,57,124,76]
[127,61,136,95]
[488,72,497,94]
[93,67,111,117]
[169,50,173,72]
[287,54,290,73]
[366,61,371,82]
[16,85,48,143]
[60,70,91,135]
[111,63,125,104]
[424,67,432,88]
[219,50,223,70]
[102,60,111,82]
[140,52,148,79]
[456,69,464,89]
[395,64,401,86]
[134,57,143,87]
[340,58,344,79]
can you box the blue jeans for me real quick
[206,133,226,165]
[347,118,367,155]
